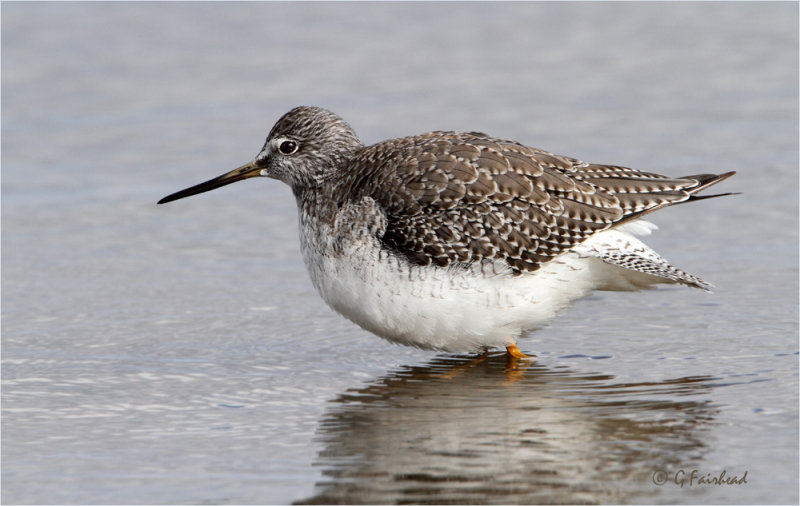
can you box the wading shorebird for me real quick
[159,106,735,359]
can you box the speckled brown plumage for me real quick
[335,130,734,274]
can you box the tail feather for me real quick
[613,171,737,226]
[576,227,714,292]
[681,171,737,194]
[575,171,735,291]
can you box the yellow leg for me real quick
[505,343,533,360]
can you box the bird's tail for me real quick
[610,171,738,226]
[681,171,739,201]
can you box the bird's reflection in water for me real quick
[297,354,719,505]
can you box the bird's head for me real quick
[158,106,362,205]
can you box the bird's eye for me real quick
[278,140,299,155]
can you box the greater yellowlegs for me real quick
[158,106,735,359]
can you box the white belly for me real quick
[299,227,615,353]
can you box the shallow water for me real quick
[2,2,798,504]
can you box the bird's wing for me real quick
[345,131,730,274]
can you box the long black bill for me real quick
[157,162,261,204]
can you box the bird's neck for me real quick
[294,184,341,229]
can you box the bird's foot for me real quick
[505,343,535,361]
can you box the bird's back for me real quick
[336,131,733,276]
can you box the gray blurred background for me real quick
[3,2,797,504]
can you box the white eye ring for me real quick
[275,138,299,155]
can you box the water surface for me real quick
[2,2,797,504]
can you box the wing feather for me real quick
[342,131,733,274]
